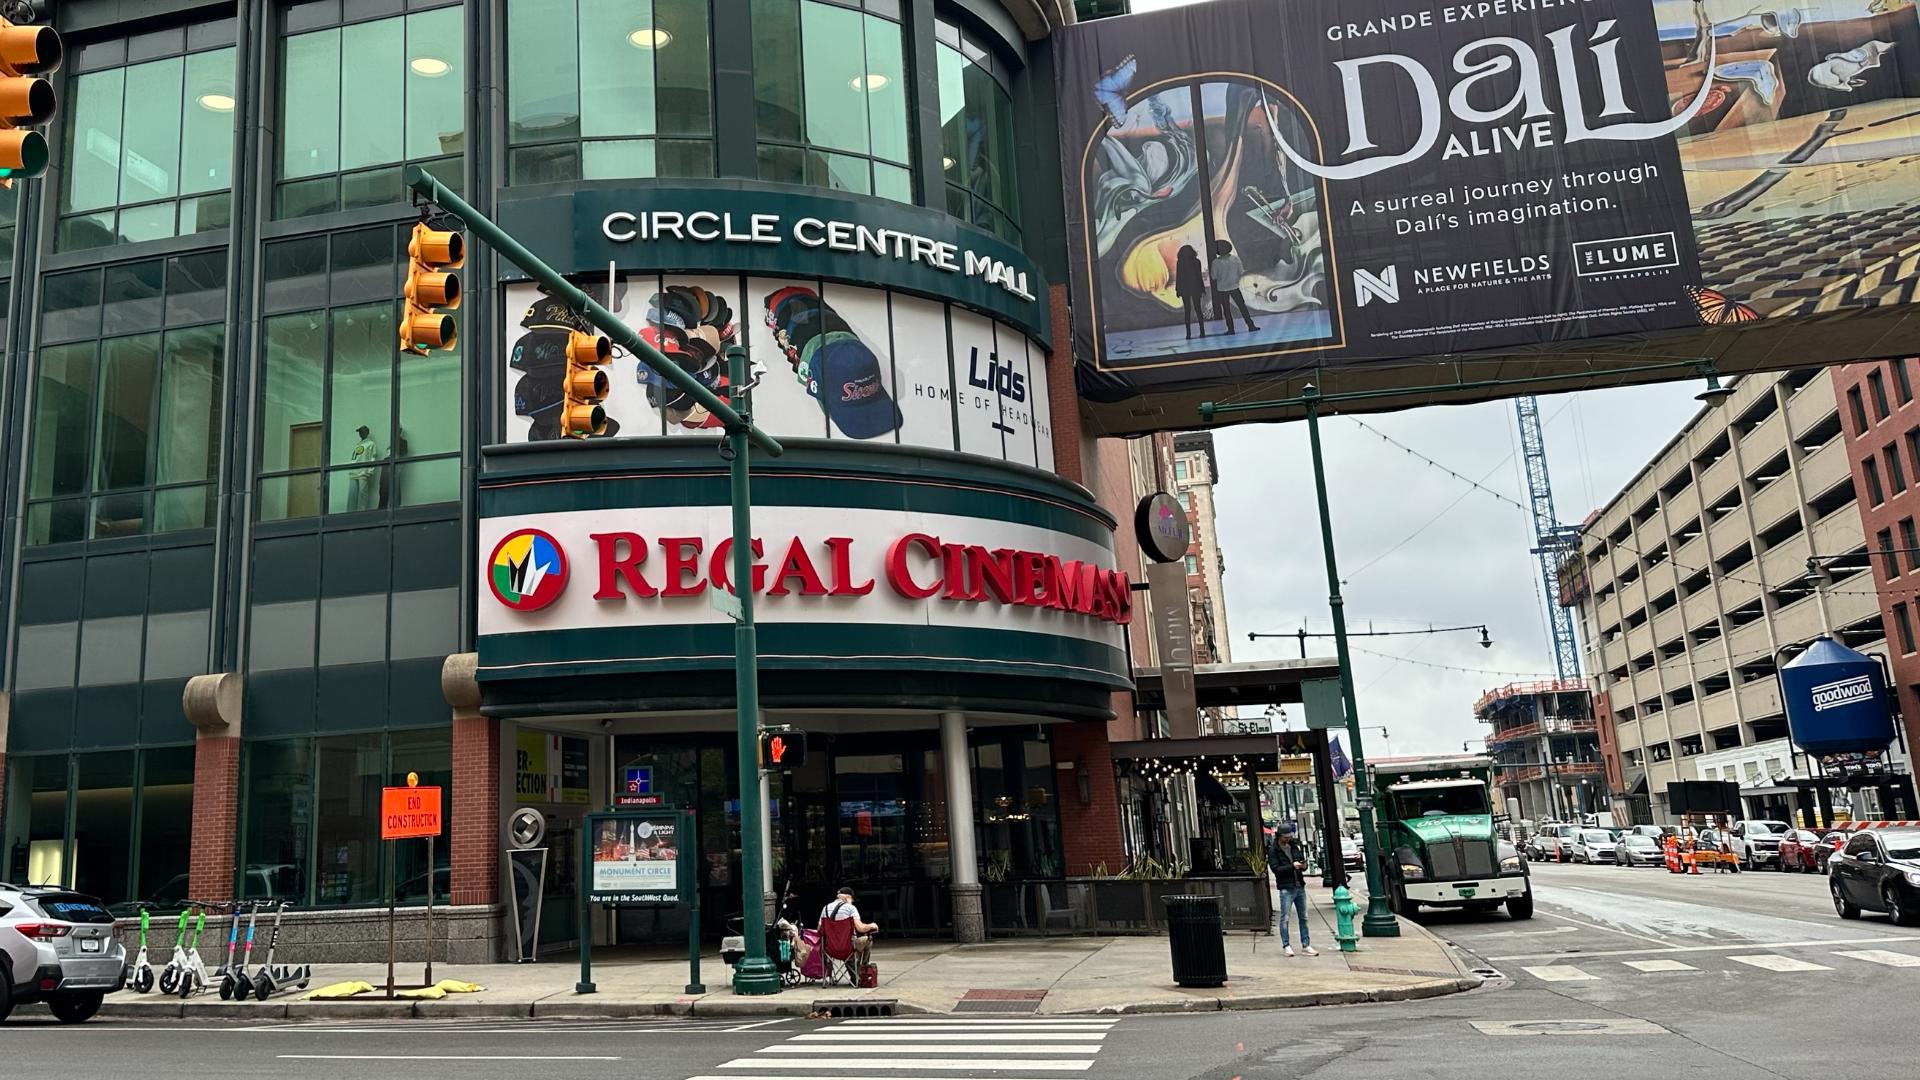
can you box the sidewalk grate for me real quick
[954,989,1046,1013]
[813,998,897,1018]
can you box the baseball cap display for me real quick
[763,286,902,440]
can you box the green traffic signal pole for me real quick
[404,167,784,994]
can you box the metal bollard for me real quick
[1333,885,1359,953]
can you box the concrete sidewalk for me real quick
[91,887,1479,1020]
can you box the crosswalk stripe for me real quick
[714,1053,1098,1060]
[836,1020,1115,1027]
[792,1034,1108,1042]
[759,1046,1101,1055]
[1833,949,1920,967]
[1729,954,1831,972]
[1521,965,1597,982]
[693,1076,1081,1080]
[1622,959,1697,972]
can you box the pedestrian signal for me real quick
[761,727,806,770]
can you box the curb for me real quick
[530,999,694,1018]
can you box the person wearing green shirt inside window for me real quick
[349,425,379,511]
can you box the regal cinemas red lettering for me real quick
[585,531,1130,625]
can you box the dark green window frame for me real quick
[753,0,914,203]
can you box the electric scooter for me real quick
[174,904,210,999]
[156,905,196,995]
[216,900,246,999]
[125,906,155,993]
[250,901,311,1000]
[230,900,261,1000]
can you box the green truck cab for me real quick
[1371,757,1533,919]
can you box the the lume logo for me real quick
[1810,674,1874,712]
[489,529,568,611]
[1355,266,1400,306]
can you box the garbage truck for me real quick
[1370,755,1533,919]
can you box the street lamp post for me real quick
[1251,624,1492,660]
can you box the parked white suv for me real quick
[0,883,125,1022]
[1729,820,1791,870]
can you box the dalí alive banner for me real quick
[1059,0,1920,432]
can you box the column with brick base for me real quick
[183,674,243,903]
[1053,720,1127,876]
[443,653,499,909]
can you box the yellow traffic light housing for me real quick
[562,330,612,438]
[400,222,464,356]
[0,18,61,183]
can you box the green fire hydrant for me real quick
[1332,885,1359,953]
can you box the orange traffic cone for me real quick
[1687,851,1700,875]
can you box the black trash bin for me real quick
[1163,894,1227,988]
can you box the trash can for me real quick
[1163,894,1227,988]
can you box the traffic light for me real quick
[0,18,61,184]
[760,727,807,770]
[561,329,611,438]
[400,222,463,356]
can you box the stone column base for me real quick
[951,882,985,943]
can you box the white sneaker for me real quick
[1284,945,1295,957]
[1303,946,1319,957]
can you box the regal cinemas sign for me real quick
[478,506,1130,641]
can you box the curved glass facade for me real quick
[753,0,912,201]
[937,21,1020,243]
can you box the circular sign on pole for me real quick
[1135,492,1191,564]
[509,807,547,850]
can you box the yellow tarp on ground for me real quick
[305,981,376,999]
[304,979,484,1001]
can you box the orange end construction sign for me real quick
[382,785,444,839]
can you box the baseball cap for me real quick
[811,331,901,439]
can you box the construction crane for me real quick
[1514,396,1582,681]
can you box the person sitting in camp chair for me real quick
[818,886,879,983]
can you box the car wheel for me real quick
[1507,890,1535,920]
[0,963,13,1023]
[1744,851,1756,872]
[1887,886,1920,927]
[48,991,104,1024]
[1834,882,1862,920]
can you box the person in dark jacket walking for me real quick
[1269,824,1317,956]
[1174,245,1207,339]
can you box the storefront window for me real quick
[72,752,136,905]
[135,748,195,908]
[26,254,227,545]
[2,754,70,887]
[504,0,714,183]
[836,753,912,881]
[1,749,197,909]
[936,25,1020,243]
[258,225,461,520]
[57,25,236,251]
[275,2,464,218]
[754,0,912,202]
[975,735,1062,881]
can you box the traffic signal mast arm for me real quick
[403,165,783,457]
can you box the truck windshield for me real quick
[1394,785,1489,817]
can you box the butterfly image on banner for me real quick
[1686,284,1762,327]
[1094,55,1138,126]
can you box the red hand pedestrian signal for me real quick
[760,727,806,770]
[769,736,788,764]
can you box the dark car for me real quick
[1813,831,1850,874]
[1778,830,1825,873]
[1830,828,1920,925]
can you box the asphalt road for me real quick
[6,862,1913,1079]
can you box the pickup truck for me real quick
[1728,819,1791,870]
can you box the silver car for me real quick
[0,883,126,1023]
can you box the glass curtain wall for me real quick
[935,22,1020,243]
[753,0,911,201]
[275,1,465,218]
[56,24,237,251]
[0,747,195,910]
[504,0,714,183]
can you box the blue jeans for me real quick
[1276,886,1310,947]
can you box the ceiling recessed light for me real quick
[850,73,888,92]
[197,92,235,112]
[942,156,955,170]
[410,56,451,77]
[628,26,672,48]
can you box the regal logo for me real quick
[489,529,569,611]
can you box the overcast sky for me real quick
[1211,384,1707,755]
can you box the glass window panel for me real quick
[757,143,804,184]
[179,191,232,235]
[753,0,803,142]
[654,0,710,137]
[397,456,458,507]
[248,599,316,671]
[73,753,136,906]
[78,615,144,685]
[582,138,654,179]
[314,733,385,905]
[657,138,713,177]
[937,45,964,184]
[127,27,185,63]
[30,344,98,500]
[156,325,222,485]
[274,176,338,219]
[330,227,397,303]
[347,0,405,19]
[165,250,229,325]
[55,212,116,253]
[94,333,161,492]
[241,740,312,903]
[181,49,237,196]
[26,500,88,546]
[328,304,394,467]
[143,609,210,678]
[264,236,330,312]
[63,69,127,215]
[801,2,869,155]
[260,312,326,474]
[508,143,580,185]
[43,269,104,341]
[135,748,196,910]
[506,0,581,144]
[102,260,166,335]
[862,14,907,165]
[281,29,342,179]
[328,463,389,513]
[190,16,240,50]
[580,0,654,138]
[405,8,465,160]
[390,729,451,903]
[318,592,389,665]
[15,622,78,689]
[2,755,69,886]
[154,484,214,533]
[389,587,458,658]
[116,202,176,245]
[398,343,459,457]
[121,58,186,203]
[338,164,405,212]
[874,162,911,204]
[340,20,404,170]
[257,472,324,522]
[91,490,148,539]
[809,151,870,194]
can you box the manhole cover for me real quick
[1472,1019,1666,1036]
[955,989,1046,1014]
